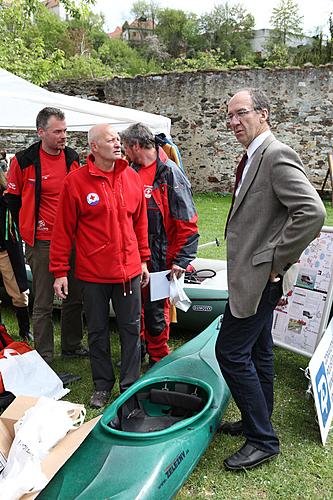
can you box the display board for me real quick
[308,317,333,445]
[272,226,333,358]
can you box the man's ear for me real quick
[37,127,43,139]
[260,108,269,122]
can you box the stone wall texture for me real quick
[2,66,333,193]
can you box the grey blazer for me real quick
[226,134,326,318]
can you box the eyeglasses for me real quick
[226,109,255,125]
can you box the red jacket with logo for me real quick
[5,142,79,246]
[50,154,150,283]
[132,148,199,272]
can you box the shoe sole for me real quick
[224,452,279,471]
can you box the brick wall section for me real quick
[1,66,332,193]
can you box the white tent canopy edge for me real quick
[0,68,171,135]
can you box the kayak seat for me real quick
[115,388,204,433]
[150,388,204,414]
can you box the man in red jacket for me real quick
[5,107,85,363]
[50,124,150,409]
[121,123,199,367]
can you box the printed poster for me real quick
[272,229,333,357]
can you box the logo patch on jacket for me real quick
[87,193,100,205]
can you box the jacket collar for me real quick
[86,153,129,178]
[231,134,276,218]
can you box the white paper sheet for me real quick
[149,270,171,301]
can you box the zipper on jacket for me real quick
[102,182,111,211]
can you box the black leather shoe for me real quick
[224,442,279,470]
[90,390,111,409]
[220,420,243,436]
[62,347,89,359]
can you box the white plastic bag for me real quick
[0,397,86,500]
[169,274,192,312]
[0,349,69,400]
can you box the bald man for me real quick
[50,124,150,409]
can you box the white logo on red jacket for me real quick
[144,185,153,198]
[87,192,100,206]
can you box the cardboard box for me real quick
[0,396,100,499]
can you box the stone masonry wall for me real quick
[1,66,332,193]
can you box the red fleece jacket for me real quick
[50,155,150,283]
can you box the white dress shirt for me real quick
[235,130,272,197]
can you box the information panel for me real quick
[308,318,333,445]
[272,227,333,358]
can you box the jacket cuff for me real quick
[53,271,68,279]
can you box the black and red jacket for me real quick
[5,141,79,247]
[133,147,199,272]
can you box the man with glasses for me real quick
[215,88,326,470]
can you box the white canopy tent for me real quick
[0,68,171,135]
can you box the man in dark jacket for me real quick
[5,107,86,363]
[0,169,31,340]
[121,123,199,366]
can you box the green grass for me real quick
[1,194,333,499]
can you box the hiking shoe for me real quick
[62,347,89,359]
[90,390,111,409]
[20,331,33,343]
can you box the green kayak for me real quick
[38,316,230,500]
[176,258,228,332]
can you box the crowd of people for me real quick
[1,88,326,471]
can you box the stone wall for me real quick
[2,66,333,193]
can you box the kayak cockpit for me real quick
[102,378,213,437]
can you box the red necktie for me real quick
[224,153,248,238]
[234,152,248,193]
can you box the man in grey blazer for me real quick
[215,88,326,470]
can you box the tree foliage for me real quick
[156,8,193,57]
[0,0,330,86]
[269,0,304,45]
[199,3,255,62]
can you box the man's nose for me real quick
[230,114,241,125]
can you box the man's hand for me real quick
[141,262,149,288]
[170,264,185,280]
[269,271,281,283]
[54,277,68,299]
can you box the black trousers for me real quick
[81,276,141,393]
[215,280,282,454]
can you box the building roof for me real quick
[108,26,122,39]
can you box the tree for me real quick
[199,3,255,62]
[156,8,201,57]
[131,0,159,31]
[141,35,170,63]
[0,0,65,84]
[98,38,161,76]
[270,0,304,45]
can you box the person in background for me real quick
[0,169,31,340]
[121,123,199,367]
[5,107,86,363]
[216,88,326,471]
[0,151,8,173]
[50,124,150,409]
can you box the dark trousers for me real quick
[215,280,282,454]
[26,240,83,362]
[81,276,141,393]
